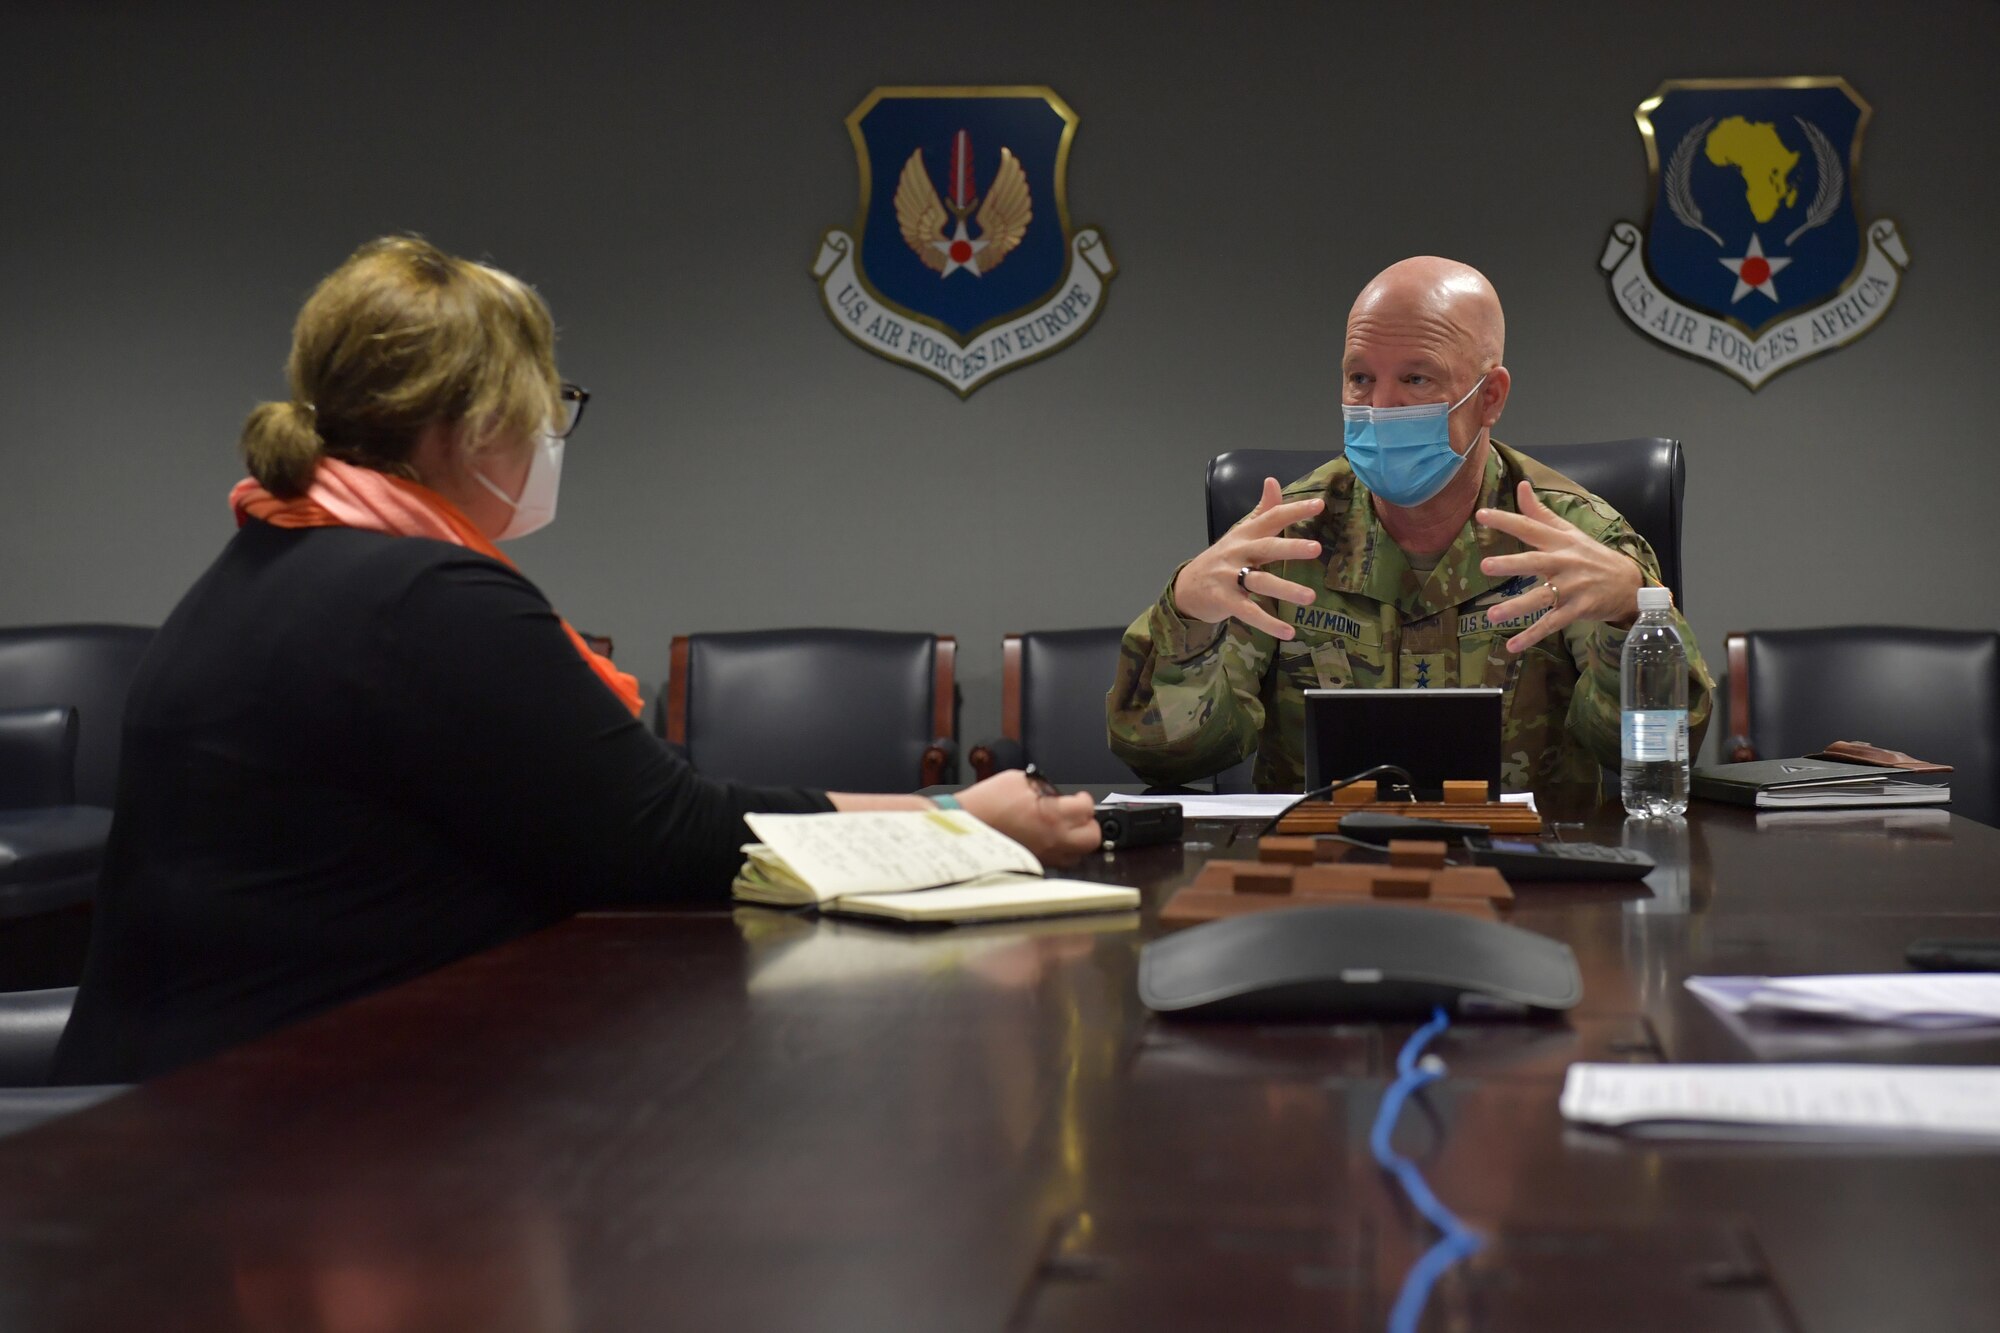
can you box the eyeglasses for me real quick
[554,382,590,439]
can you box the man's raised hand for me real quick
[1476,481,1644,654]
[1171,477,1324,640]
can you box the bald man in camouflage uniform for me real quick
[1108,257,1713,806]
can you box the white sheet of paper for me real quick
[1561,1062,2000,1140]
[1097,794,1296,818]
[1687,974,2000,1029]
[1099,791,1537,816]
[742,810,1040,899]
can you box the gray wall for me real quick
[5,0,1997,769]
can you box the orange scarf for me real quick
[229,458,645,717]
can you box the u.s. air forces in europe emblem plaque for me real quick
[812,86,1115,396]
[1599,78,1908,390]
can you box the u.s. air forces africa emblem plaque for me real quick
[812,86,1115,396]
[1599,78,1908,389]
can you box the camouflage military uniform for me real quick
[1107,442,1714,807]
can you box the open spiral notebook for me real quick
[732,810,1137,925]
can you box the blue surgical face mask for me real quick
[1341,374,1488,507]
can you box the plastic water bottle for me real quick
[1620,586,1689,818]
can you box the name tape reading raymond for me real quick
[813,229,1114,395]
[1289,605,1381,644]
[1599,219,1907,389]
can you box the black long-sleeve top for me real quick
[52,521,829,1083]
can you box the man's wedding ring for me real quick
[1545,579,1562,610]
[1237,566,1252,592]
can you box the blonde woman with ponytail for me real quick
[53,237,1098,1084]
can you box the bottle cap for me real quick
[1636,586,1673,612]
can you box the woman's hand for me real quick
[1474,481,1645,654]
[955,771,1103,866]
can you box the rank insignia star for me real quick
[1719,233,1793,303]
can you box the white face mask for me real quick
[473,433,563,541]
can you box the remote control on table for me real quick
[1336,812,1655,881]
[1463,834,1654,882]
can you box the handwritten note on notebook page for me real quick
[738,810,1041,904]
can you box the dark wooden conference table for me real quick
[1,800,1997,1331]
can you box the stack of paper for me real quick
[1686,974,2000,1029]
[1753,779,1950,810]
[1561,1062,2000,1142]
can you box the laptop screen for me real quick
[1301,688,1504,799]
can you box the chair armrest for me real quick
[0,986,77,1086]
[0,807,114,920]
[968,737,1025,782]
[922,738,961,788]
[0,1086,129,1133]
[0,707,78,809]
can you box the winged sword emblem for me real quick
[894,132,1032,278]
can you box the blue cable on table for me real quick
[1369,1005,1483,1333]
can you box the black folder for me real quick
[1692,758,1948,809]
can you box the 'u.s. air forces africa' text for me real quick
[1598,219,1908,390]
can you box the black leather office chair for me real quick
[969,629,1139,785]
[0,625,155,808]
[1725,627,2000,828]
[1205,438,1686,608]
[661,629,959,791]
[0,707,108,989]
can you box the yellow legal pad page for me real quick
[732,810,1137,923]
[735,809,1042,905]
